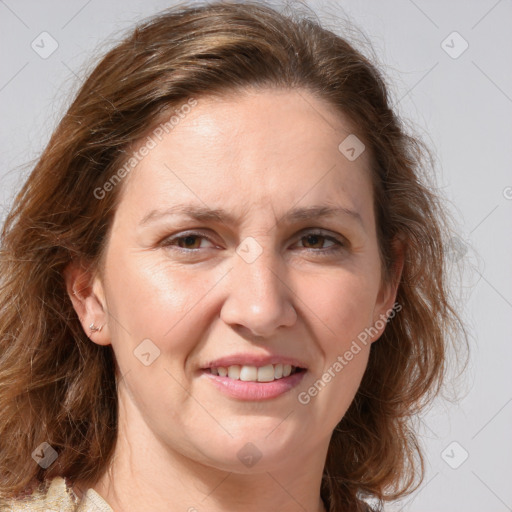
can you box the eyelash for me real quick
[160,229,346,256]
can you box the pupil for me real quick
[306,234,321,248]
[184,236,197,248]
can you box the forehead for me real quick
[117,88,374,226]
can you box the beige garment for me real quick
[0,476,113,511]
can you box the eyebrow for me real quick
[139,203,364,229]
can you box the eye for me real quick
[161,231,215,251]
[159,229,346,256]
[293,230,345,255]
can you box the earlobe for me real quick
[371,236,405,342]
[63,260,111,346]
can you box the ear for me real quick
[63,259,111,346]
[370,236,405,343]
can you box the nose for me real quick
[220,242,297,338]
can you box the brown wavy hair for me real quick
[0,2,467,511]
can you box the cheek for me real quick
[104,251,218,365]
[300,269,379,347]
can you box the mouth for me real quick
[201,363,307,401]
[206,363,306,383]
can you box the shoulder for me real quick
[0,476,75,511]
[0,476,113,512]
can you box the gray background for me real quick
[1,1,511,511]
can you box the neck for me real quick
[78,387,331,512]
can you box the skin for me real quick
[65,87,403,512]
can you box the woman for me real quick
[0,2,466,511]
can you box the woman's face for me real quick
[69,87,399,474]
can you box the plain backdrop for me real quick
[1,1,511,511]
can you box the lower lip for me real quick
[201,370,307,401]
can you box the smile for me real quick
[202,364,307,401]
[208,363,304,382]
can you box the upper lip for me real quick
[201,353,308,370]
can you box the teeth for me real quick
[240,365,257,381]
[227,365,240,379]
[209,363,300,382]
[257,364,275,382]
